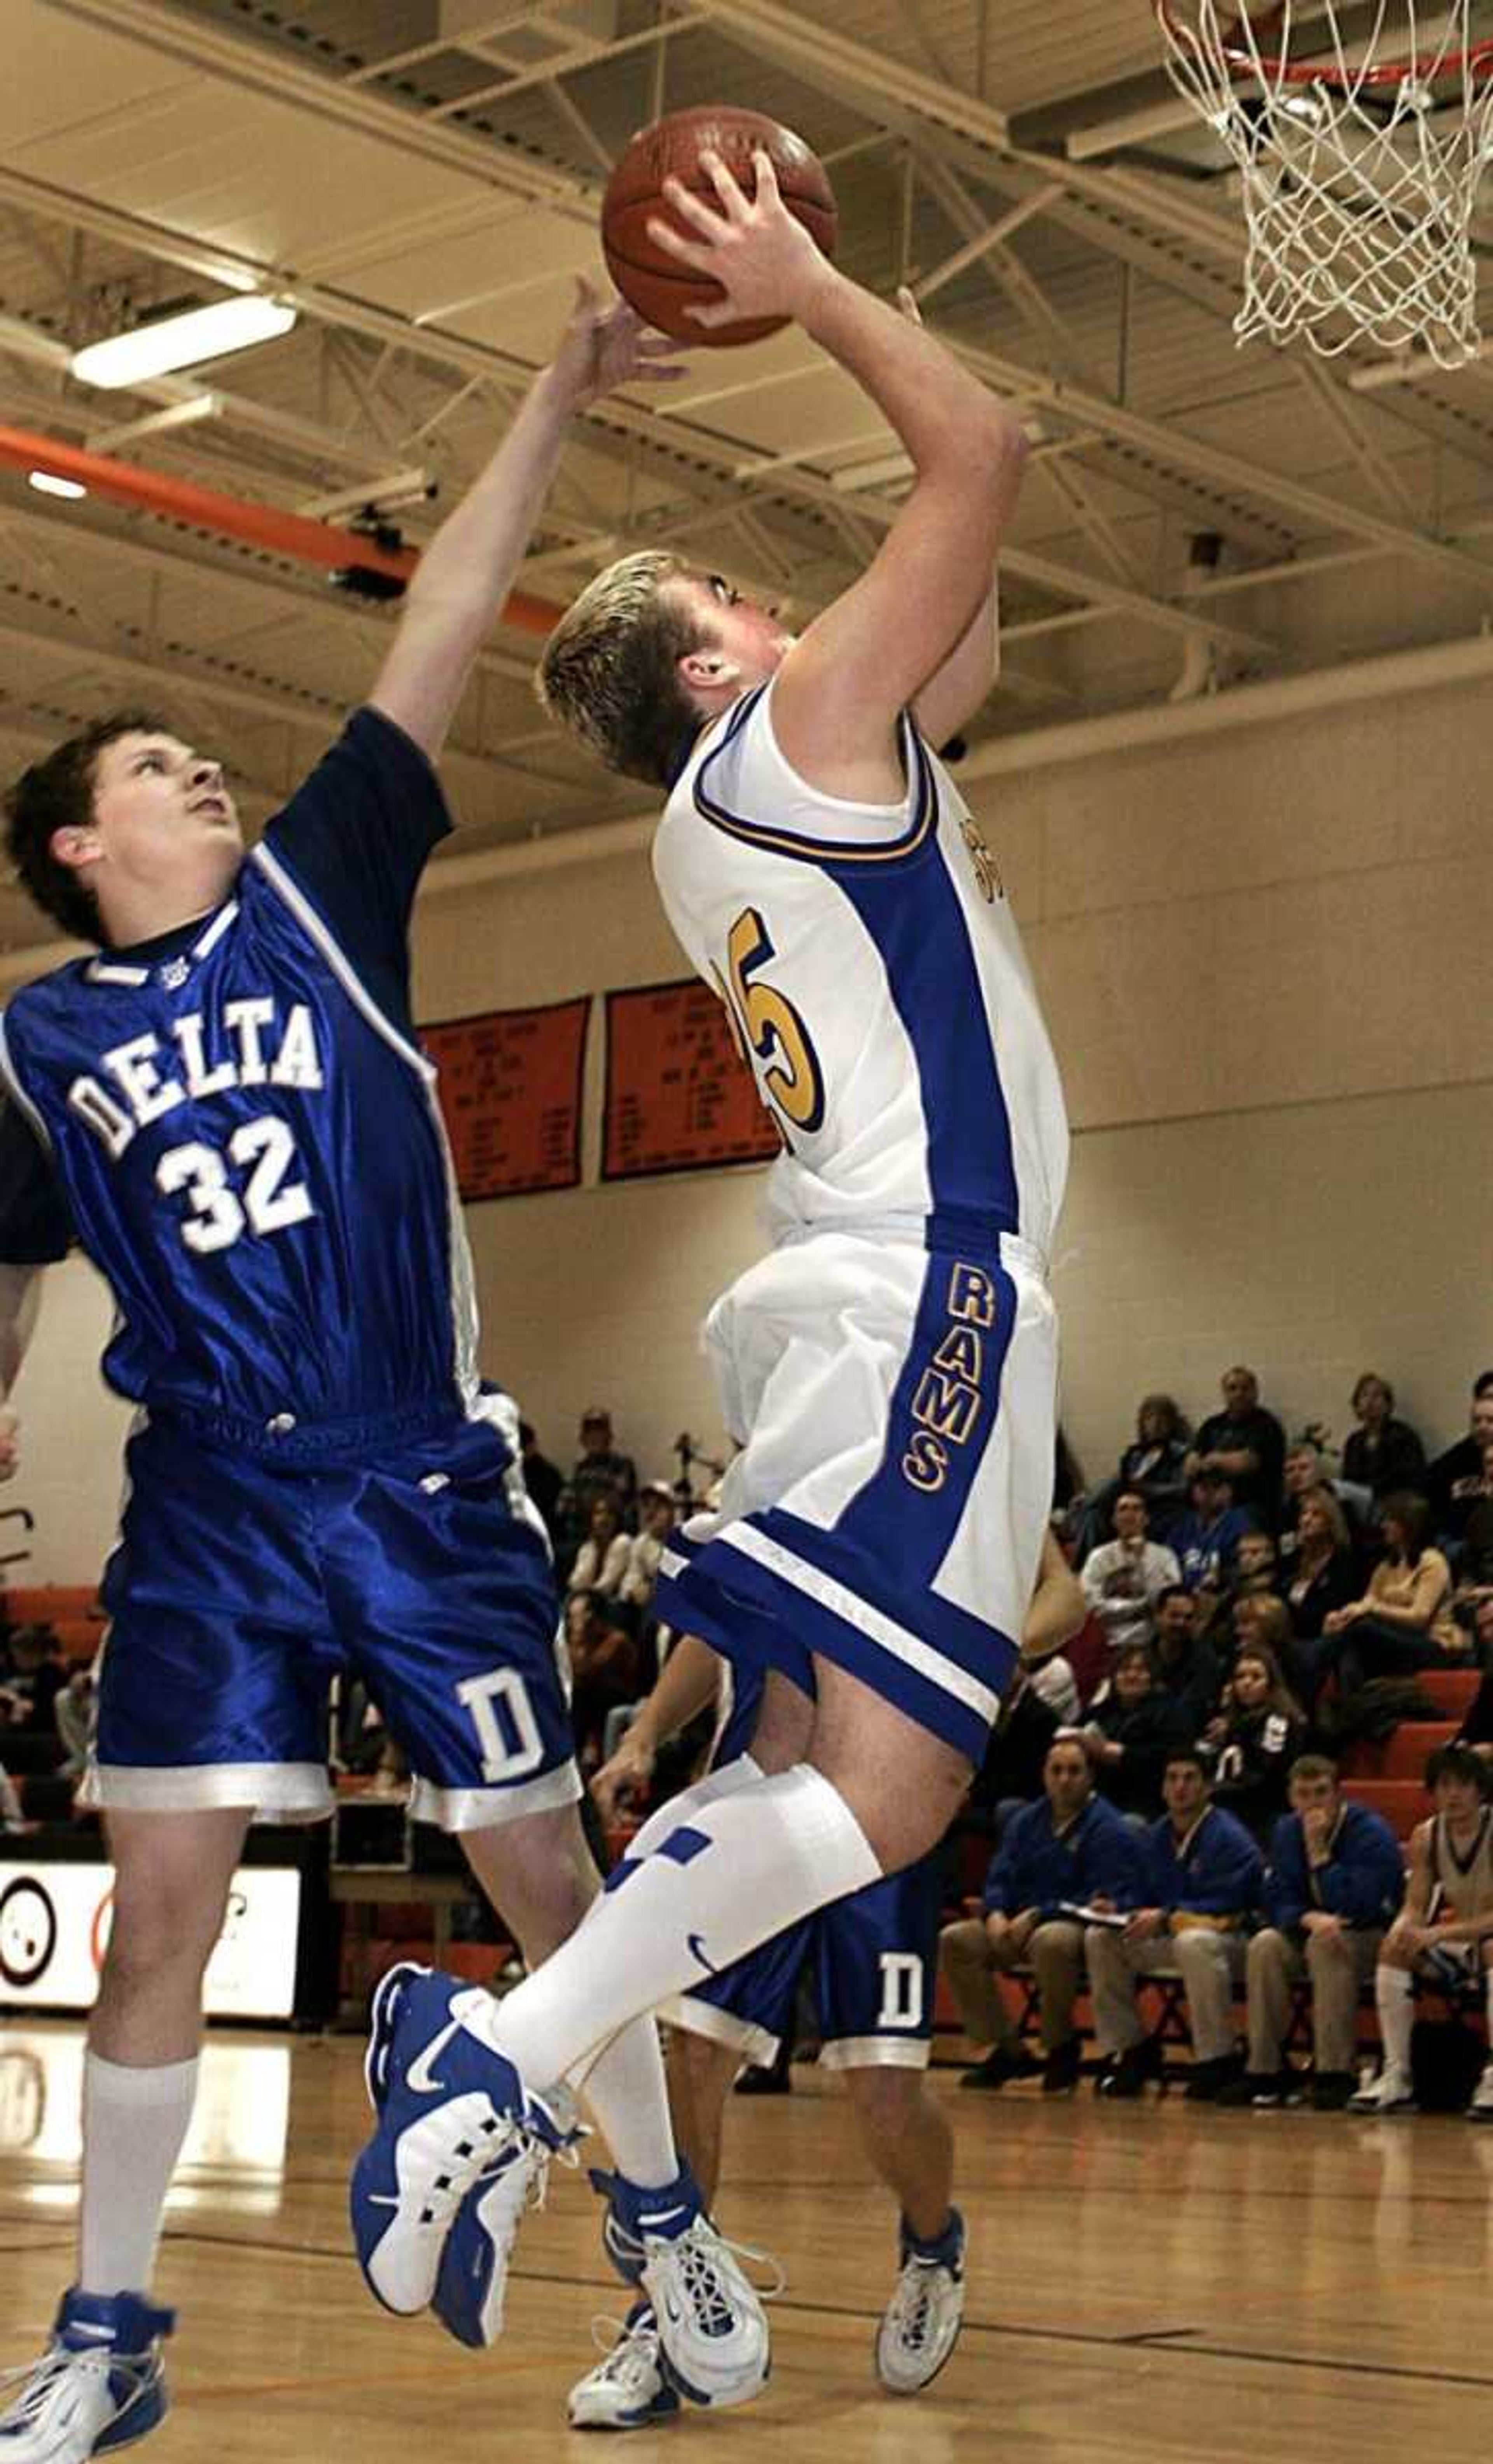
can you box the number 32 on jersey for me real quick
[713,907,825,1145]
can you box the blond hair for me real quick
[535,551,712,787]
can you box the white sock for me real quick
[622,1753,762,1864]
[1374,1967,1414,2076]
[570,2017,676,2189]
[482,1763,879,2091]
[79,2053,199,2296]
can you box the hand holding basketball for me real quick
[649,148,834,336]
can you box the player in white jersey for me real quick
[353,145,1067,2364]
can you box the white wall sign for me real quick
[0,1861,302,2019]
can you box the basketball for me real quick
[601,105,837,349]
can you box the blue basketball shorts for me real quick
[83,1407,578,1830]
[663,1849,944,2071]
[653,1229,1057,1764]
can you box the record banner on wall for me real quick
[424,996,589,1201]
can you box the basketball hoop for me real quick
[1154,3,1493,365]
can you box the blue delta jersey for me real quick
[0,709,480,1461]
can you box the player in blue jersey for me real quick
[349,150,1068,2368]
[563,1535,1085,2424]
[0,289,773,2462]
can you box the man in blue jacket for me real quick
[1085,1747,1263,2102]
[1218,1753,1404,2110]
[940,1730,1147,2094]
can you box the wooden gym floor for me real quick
[2,2020,1490,2460]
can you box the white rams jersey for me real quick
[654,680,1068,1258]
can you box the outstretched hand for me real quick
[648,147,833,332]
[551,276,687,411]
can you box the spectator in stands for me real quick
[1171,1467,1254,1599]
[1321,1491,1465,1692]
[1453,1613,1493,1765]
[1450,1431,1493,1611]
[0,1623,65,1734]
[942,1731,1146,2094]
[54,1663,94,1780]
[518,1420,565,1543]
[1080,1492,1181,1655]
[1187,1365,1286,1531]
[563,1588,640,1773]
[1351,1742,1493,2115]
[1428,1374,1493,1548]
[1283,1487,1357,1696]
[564,1406,639,1545]
[567,1493,632,1604]
[1078,1395,1192,1556]
[1151,1584,1226,1737]
[1278,1440,1362,1569]
[620,1480,677,1622]
[1217,1753,1402,2109]
[1341,1374,1427,1503]
[1086,1747,1263,2101]
[1204,1641,1306,1841]
[0,1754,30,1833]
[1231,1529,1281,1601]
[1083,1644,1188,1822]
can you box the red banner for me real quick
[423,998,589,1201]
[603,979,779,1181]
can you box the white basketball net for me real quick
[1157,3,1493,364]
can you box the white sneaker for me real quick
[1466,2061,1493,2122]
[1348,2066,1416,2114]
[0,2288,173,2461]
[566,2306,682,2431]
[640,2215,772,2410]
[875,2212,966,2396]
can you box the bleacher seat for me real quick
[1339,1719,1459,1781]
[1415,1667,1480,1718]
[3,1585,105,1627]
[1341,1777,1431,1840]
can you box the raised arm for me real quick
[652,151,1026,799]
[370,284,680,761]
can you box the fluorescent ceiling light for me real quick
[71,295,297,391]
[28,470,87,500]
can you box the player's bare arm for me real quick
[650,149,1025,799]
[590,1631,720,1821]
[371,282,682,762]
[0,1261,40,1478]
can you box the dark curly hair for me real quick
[3,710,173,944]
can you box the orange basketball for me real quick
[601,105,837,349]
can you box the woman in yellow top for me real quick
[1321,1489,1466,1693]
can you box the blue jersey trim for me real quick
[836,1249,1017,1580]
[832,837,1019,1229]
[693,689,937,867]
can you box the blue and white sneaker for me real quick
[350,1962,572,2319]
[875,2209,966,2395]
[605,2167,771,2412]
[0,2288,173,2460]
[432,2111,579,2350]
[567,2303,681,2432]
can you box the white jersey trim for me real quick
[407,1763,582,1831]
[659,1991,780,2069]
[713,1520,1002,1726]
[251,842,435,1081]
[818,2034,932,2073]
[80,1758,333,1821]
